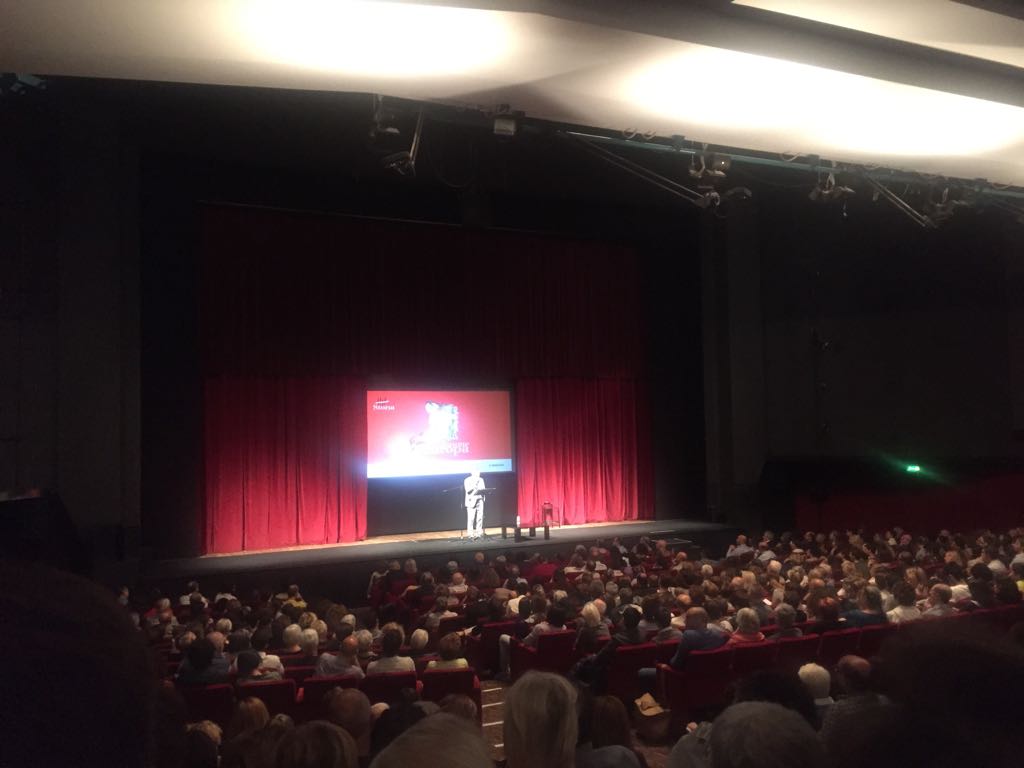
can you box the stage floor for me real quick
[143,519,737,585]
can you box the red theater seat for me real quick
[509,630,576,680]
[857,624,898,660]
[237,679,297,718]
[606,643,658,704]
[657,646,734,734]
[297,675,360,722]
[283,666,316,686]
[465,621,516,677]
[179,684,234,729]
[818,629,862,668]
[360,671,421,705]
[419,668,483,723]
[774,634,820,671]
[731,641,779,678]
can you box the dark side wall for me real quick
[1,89,141,559]
[704,186,1024,532]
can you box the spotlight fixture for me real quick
[369,94,401,138]
[690,151,731,179]
[809,171,855,203]
[382,108,425,176]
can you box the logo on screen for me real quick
[423,401,459,440]
[373,398,396,411]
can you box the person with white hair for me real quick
[296,628,320,666]
[577,601,611,646]
[448,572,469,596]
[797,663,834,726]
[280,623,303,655]
[727,608,765,645]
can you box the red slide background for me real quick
[366,390,512,469]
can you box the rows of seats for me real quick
[177,666,482,728]
[657,604,1024,734]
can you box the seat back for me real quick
[420,667,478,703]
[465,621,516,676]
[236,679,297,718]
[437,615,469,637]
[655,640,680,666]
[857,624,898,660]
[685,645,734,677]
[178,684,234,729]
[360,671,419,705]
[284,666,316,686]
[774,634,820,671]
[658,647,734,724]
[606,643,658,703]
[818,629,862,668]
[532,630,578,675]
[731,641,779,679]
[298,675,360,722]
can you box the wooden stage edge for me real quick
[201,520,666,560]
[143,519,740,585]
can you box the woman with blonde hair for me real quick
[504,672,577,768]
[576,601,611,649]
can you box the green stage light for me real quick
[905,464,921,473]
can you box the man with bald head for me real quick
[315,634,365,679]
[726,535,753,560]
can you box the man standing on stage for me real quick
[464,470,485,538]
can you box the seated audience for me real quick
[921,583,956,618]
[366,626,415,674]
[841,586,889,627]
[886,582,922,623]
[586,695,648,768]
[709,702,825,768]
[325,687,373,765]
[237,649,283,683]
[727,608,766,645]
[225,696,270,742]
[426,632,469,670]
[371,713,491,768]
[797,663,834,727]
[439,693,479,723]
[275,721,357,768]
[768,603,802,639]
[316,635,365,679]
[176,637,230,686]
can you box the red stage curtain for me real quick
[200,204,653,553]
[203,376,367,553]
[516,378,653,525]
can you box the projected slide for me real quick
[366,389,513,479]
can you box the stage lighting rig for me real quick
[809,170,855,203]
[690,151,731,179]
[863,176,936,229]
[382,108,425,176]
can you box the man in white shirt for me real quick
[921,584,956,619]
[886,583,922,623]
[726,535,753,560]
[464,470,486,538]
